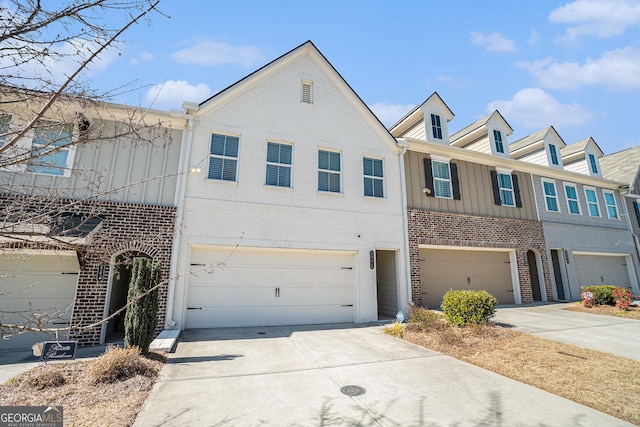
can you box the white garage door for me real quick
[0,251,79,349]
[186,246,354,328]
[573,254,631,298]
[419,248,515,308]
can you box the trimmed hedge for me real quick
[440,289,497,326]
[580,285,616,306]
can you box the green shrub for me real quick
[406,307,444,332]
[124,257,161,353]
[383,321,404,338]
[440,289,497,326]
[581,285,616,306]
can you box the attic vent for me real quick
[301,81,313,104]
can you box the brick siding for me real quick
[408,208,552,306]
[0,195,176,346]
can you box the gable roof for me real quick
[449,110,513,144]
[191,40,397,149]
[509,126,565,152]
[389,92,453,137]
[600,145,640,184]
[561,137,604,159]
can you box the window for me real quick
[265,142,292,187]
[549,144,559,165]
[363,157,383,197]
[27,121,73,176]
[564,184,581,215]
[208,133,239,181]
[584,188,600,217]
[0,114,10,147]
[430,114,442,140]
[493,130,504,153]
[542,180,559,212]
[498,172,514,206]
[588,153,599,174]
[432,160,452,198]
[318,150,340,193]
[301,81,313,104]
[603,191,619,219]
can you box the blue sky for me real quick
[80,0,640,155]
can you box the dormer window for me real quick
[549,144,559,165]
[588,153,598,174]
[431,114,443,140]
[493,130,504,153]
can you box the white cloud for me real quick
[549,0,640,42]
[171,40,266,67]
[369,102,415,127]
[469,31,517,53]
[130,52,154,65]
[488,88,595,129]
[521,47,640,89]
[144,80,212,109]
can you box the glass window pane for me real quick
[373,179,383,197]
[225,136,239,157]
[500,189,514,206]
[364,177,373,196]
[266,164,278,186]
[498,173,512,189]
[279,166,291,187]
[363,158,373,176]
[432,161,450,179]
[329,152,341,171]
[318,171,328,191]
[280,144,292,165]
[547,197,558,211]
[569,200,579,214]
[318,151,329,170]
[604,192,615,205]
[434,180,451,198]
[208,157,222,180]
[211,134,226,155]
[329,173,340,192]
[543,182,556,196]
[267,143,279,163]
[372,159,383,177]
[586,189,597,203]
[566,186,577,199]
[222,159,237,181]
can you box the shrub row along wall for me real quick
[408,208,552,306]
[0,195,176,346]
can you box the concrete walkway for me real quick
[134,324,632,426]
[493,302,640,361]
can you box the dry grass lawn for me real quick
[565,302,640,319]
[0,346,164,427]
[393,309,640,425]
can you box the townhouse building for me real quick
[0,98,187,348]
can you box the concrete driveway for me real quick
[493,303,640,361]
[134,323,631,426]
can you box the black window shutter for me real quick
[512,173,522,208]
[423,157,435,197]
[634,201,640,227]
[490,170,501,205]
[451,162,461,200]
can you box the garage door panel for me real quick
[419,248,514,308]
[0,253,79,349]
[574,254,631,290]
[186,247,355,328]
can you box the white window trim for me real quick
[541,178,560,213]
[430,113,443,140]
[431,159,453,199]
[603,190,619,220]
[548,144,559,166]
[588,153,599,175]
[496,169,514,207]
[318,148,342,194]
[27,123,77,178]
[492,129,505,154]
[363,156,385,198]
[563,182,581,215]
[584,186,601,218]
[207,132,240,182]
[265,141,293,189]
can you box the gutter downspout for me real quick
[397,138,413,311]
[620,187,640,295]
[165,113,194,328]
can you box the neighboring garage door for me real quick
[186,246,354,328]
[0,251,79,349]
[419,248,515,308]
[573,254,631,299]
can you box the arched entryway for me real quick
[527,250,543,302]
[101,251,151,343]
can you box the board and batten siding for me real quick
[0,120,183,206]
[532,175,628,230]
[404,150,537,220]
